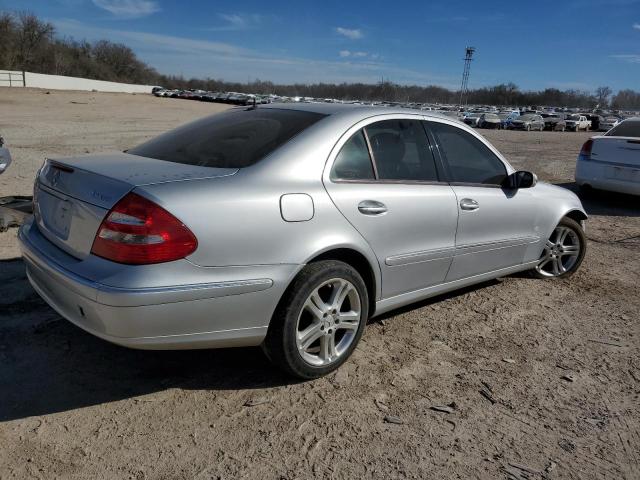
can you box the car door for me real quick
[425,120,540,281]
[323,117,459,299]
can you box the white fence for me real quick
[0,70,157,94]
[0,70,25,87]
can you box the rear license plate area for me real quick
[36,188,73,240]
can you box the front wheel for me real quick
[531,217,586,279]
[263,260,369,379]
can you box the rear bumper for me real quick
[575,158,640,196]
[18,220,298,349]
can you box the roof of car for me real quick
[259,102,457,122]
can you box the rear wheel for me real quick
[532,217,586,279]
[263,260,368,379]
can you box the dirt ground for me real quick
[0,88,638,480]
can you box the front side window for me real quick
[364,119,438,182]
[330,130,375,180]
[428,122,507,186]
[129,108,326,168]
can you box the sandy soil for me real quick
[0,88,639,479]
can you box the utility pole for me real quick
[459,47,475,108]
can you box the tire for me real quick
[262,260,369,379]
[531,217,586,279]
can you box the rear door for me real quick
[324,117,458,299]
[425,120,539,281]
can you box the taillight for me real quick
[579,139,593,159]
[91,192,197,265]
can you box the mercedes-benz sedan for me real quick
[19,104,587,379]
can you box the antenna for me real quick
[459,47,475,108]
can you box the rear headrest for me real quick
[370,132,405,161]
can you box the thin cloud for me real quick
[339,50,370,58]
[51,19,457,86]
[336,27,363,40]
[92,0,160,18]
[209,13,266,31]
[633,23,640,30]
[611,54,640,63]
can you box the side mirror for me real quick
[506,170,537,189]
[0,146,11,176]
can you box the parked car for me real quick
[0,135,11,175]
[463,113,481,127]
[575,117,640,196]
[598,117,620,132]
[509,114,545,131]
[541,113,567,131]
[497,112,518,129]
[565,114,590,131]
[19,106,588,378]
[478,113,501,129]
[585,114,602,131]
[0,136,33,231]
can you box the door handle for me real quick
[358,200,387,215]
[460,198,479,211]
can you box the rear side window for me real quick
[365,119,439,182]
[606,120,640,137]
[331,131,375,181]
[129,108,326,168]
[428,122,507,186]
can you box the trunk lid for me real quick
[591,136,640,167]
[34,153,237,259]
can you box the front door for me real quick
[426,120,539,281]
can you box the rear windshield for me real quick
[129,108,326,168]
[605,120,640,137]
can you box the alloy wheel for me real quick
[295,278,362,367]
[535,226,581,277]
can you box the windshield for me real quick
[605,120,640,137]
[566,114,580,120]
[129,108,326,168]
[520,114,535,120]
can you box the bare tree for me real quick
[595,86,612,107]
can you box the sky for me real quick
[1,0,639,91]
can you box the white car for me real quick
[565,115,590,132]
[575,118,640,196]
[598,117,620,132]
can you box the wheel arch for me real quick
[564,209,588,227]
[291,246,380,318]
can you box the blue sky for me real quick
[2,0,639,91]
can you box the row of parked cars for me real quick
[462,110,623,132]
[151,88,633,136]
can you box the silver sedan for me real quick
[19,104,587,378]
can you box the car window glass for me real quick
[364,119,438,182]
[428,122,507,185]
[606,120,640,137]
[330,130,375,180]
[129,108,326,168]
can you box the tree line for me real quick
[1,10,639,110]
